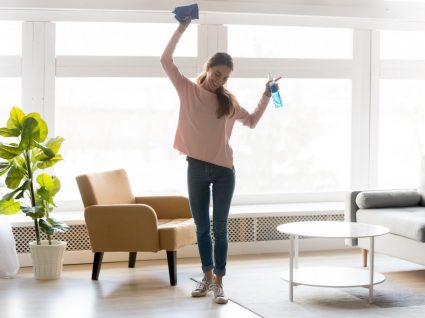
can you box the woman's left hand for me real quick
[264,76,282,97]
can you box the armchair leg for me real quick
[92,252,104,280]
[362,248,368,268]
[167,251,177,286]
[129,252,137,268]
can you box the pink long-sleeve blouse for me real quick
[161,29,270,168]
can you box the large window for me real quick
[55,78,186,200]
[0,79,21,121]
[228,25,352,58]
[380,30,425,60]
[229,79,351,195]
[0,21,21,55]
[0,21,21,130]
[53,21,353,202]
[55,22,198,201]
[378,80,425,188]
[378,30,425,189]
[227,25,353,197]
[56,22,197,56]
[4,6,425,209]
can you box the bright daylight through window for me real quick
[54,22,353,202]
[0,21,21,140]
[378,30,425,188]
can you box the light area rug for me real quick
[194,252,425,318]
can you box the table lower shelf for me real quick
[280,266,386,288]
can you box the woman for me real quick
[161,19,274,304]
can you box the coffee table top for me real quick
[277,221,389,238]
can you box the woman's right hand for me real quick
[178,18,191,33]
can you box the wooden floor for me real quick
[1,249,425,318]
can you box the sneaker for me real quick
[191,277,212,297]
[210,283,228,304]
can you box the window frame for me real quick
[2,7,425,210]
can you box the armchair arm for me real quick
[84,204,160,252]
[345,191,362,247]
[135,195,192,219]
[345,191,362,223]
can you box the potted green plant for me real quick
[0,106,69,279]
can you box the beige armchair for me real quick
[75,169,196,286]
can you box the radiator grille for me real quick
[12,213,344,254]
[256,214,344,241]
[12,224,91,254]
[228,217,255,242]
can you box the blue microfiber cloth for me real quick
[172,3,199,23]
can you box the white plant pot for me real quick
[29,240,67,280]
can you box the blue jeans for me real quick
[187,157,235,277]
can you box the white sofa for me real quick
[345,159,425,267]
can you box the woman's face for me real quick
[204,64,232,92]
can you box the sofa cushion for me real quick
[356,190,420,209]
[356,207,425,242]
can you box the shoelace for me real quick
[210,283,224,297]
[196,278,211,291]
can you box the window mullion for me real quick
[369,30,380,189]
[351,29,372,189]
[22,21,56,135]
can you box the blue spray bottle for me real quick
[268,73,283,108]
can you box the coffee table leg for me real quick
[369,236,375,303]
[294,234,299,269]
[289,234,294,302]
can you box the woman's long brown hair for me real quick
[196,52,237,118]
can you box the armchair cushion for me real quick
[158,218,196,250]
[356,190,420,209]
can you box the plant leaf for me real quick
[2,181,28,201]
[19,117,39,150]
[3,188,20,200]
[14,188,26,200]
[0,198,21,215]
[21,205,45,219]
[0,162,11,176]
[45,137,64,155]
[6,106,25,130]
[35,142,55,160]
[33,137,64,162]
[5,165,26,189]
[38,218,55,235]
[36,187,55,206]
[25,113,48,143]
[0,127,20,137]
[39,217,69,235]
[36,174,60,206]
[36,173,54,189]
[36,173,60,194]
[36,155,63,169]
[0,143,22,160]
[13,155,27,171]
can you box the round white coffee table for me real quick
[277,221,389,303]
